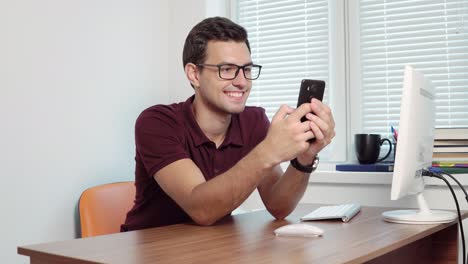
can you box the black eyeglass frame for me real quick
[196,63,262,80]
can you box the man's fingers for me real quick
[307,113,329,134]
[300,121,312,132]
[271,104,294,123]
[289,103,313,121]
[311,99,334,126]
[303,130,315,141]
[309,121,325,141]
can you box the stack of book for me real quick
[432,127,468,174]
[432,161,468,174]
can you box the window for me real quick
[349,0,468,140]
[235,0,347,162]
[237,0,330,116]
[235,0,468,163]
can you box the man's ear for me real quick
[185,63,200,88]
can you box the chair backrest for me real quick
[79,181,135,238]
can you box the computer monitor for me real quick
[382,65,457,224]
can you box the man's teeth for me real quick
[226,92,243,98]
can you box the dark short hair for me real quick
[182,17,251,67]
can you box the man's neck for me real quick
[192,99,231,148]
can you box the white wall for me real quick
[0,0,229,262]
[167,0,230,102]
[0,0,220,263]
[167,1,203,102]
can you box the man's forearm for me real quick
[188,142,277,225]
[260,164,311,220]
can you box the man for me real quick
[121,17,335,231]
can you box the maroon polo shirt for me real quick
[121,96,270,231]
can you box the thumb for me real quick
[271,104,294,124]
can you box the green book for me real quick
[438,167,468,174]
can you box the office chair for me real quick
[79,181,135,237]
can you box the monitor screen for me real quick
[382,65,456,224]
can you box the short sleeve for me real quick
[134,106,190,178]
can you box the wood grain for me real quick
[18,204,466,264]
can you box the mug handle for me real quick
[376,138,393,162]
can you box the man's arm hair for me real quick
[154,142,276,226]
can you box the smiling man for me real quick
[121,17,336,231]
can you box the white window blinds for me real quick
[237,0,330,119]
[359,0,468,136]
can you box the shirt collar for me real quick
[183,95,244,148]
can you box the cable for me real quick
[430,168,468,264]
[430,167,468,204]
[424,170,466,264]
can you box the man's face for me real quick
[195,41,252,115]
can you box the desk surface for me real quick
[18,204,465,264]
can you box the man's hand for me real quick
[255,99,334,219]
[262,102,318,164]
[296,98,335,165]
[262,99,335,166]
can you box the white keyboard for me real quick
[301,204,361,223]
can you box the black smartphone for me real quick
[297,79,325,142]
[297,79,325,122]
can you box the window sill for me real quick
[310,163,468,186]
[309,170,468,186]
[281,161,468,186]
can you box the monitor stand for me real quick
[382,193,457,224]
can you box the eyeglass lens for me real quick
[219,64,261,80]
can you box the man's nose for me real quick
[232,68,248,87]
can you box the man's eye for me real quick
[244,67,252,73]
[221,66,236,72]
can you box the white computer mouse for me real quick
[274,223,324,237]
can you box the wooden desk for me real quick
[18,204,465,264]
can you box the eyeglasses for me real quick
[196,63,262,80]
